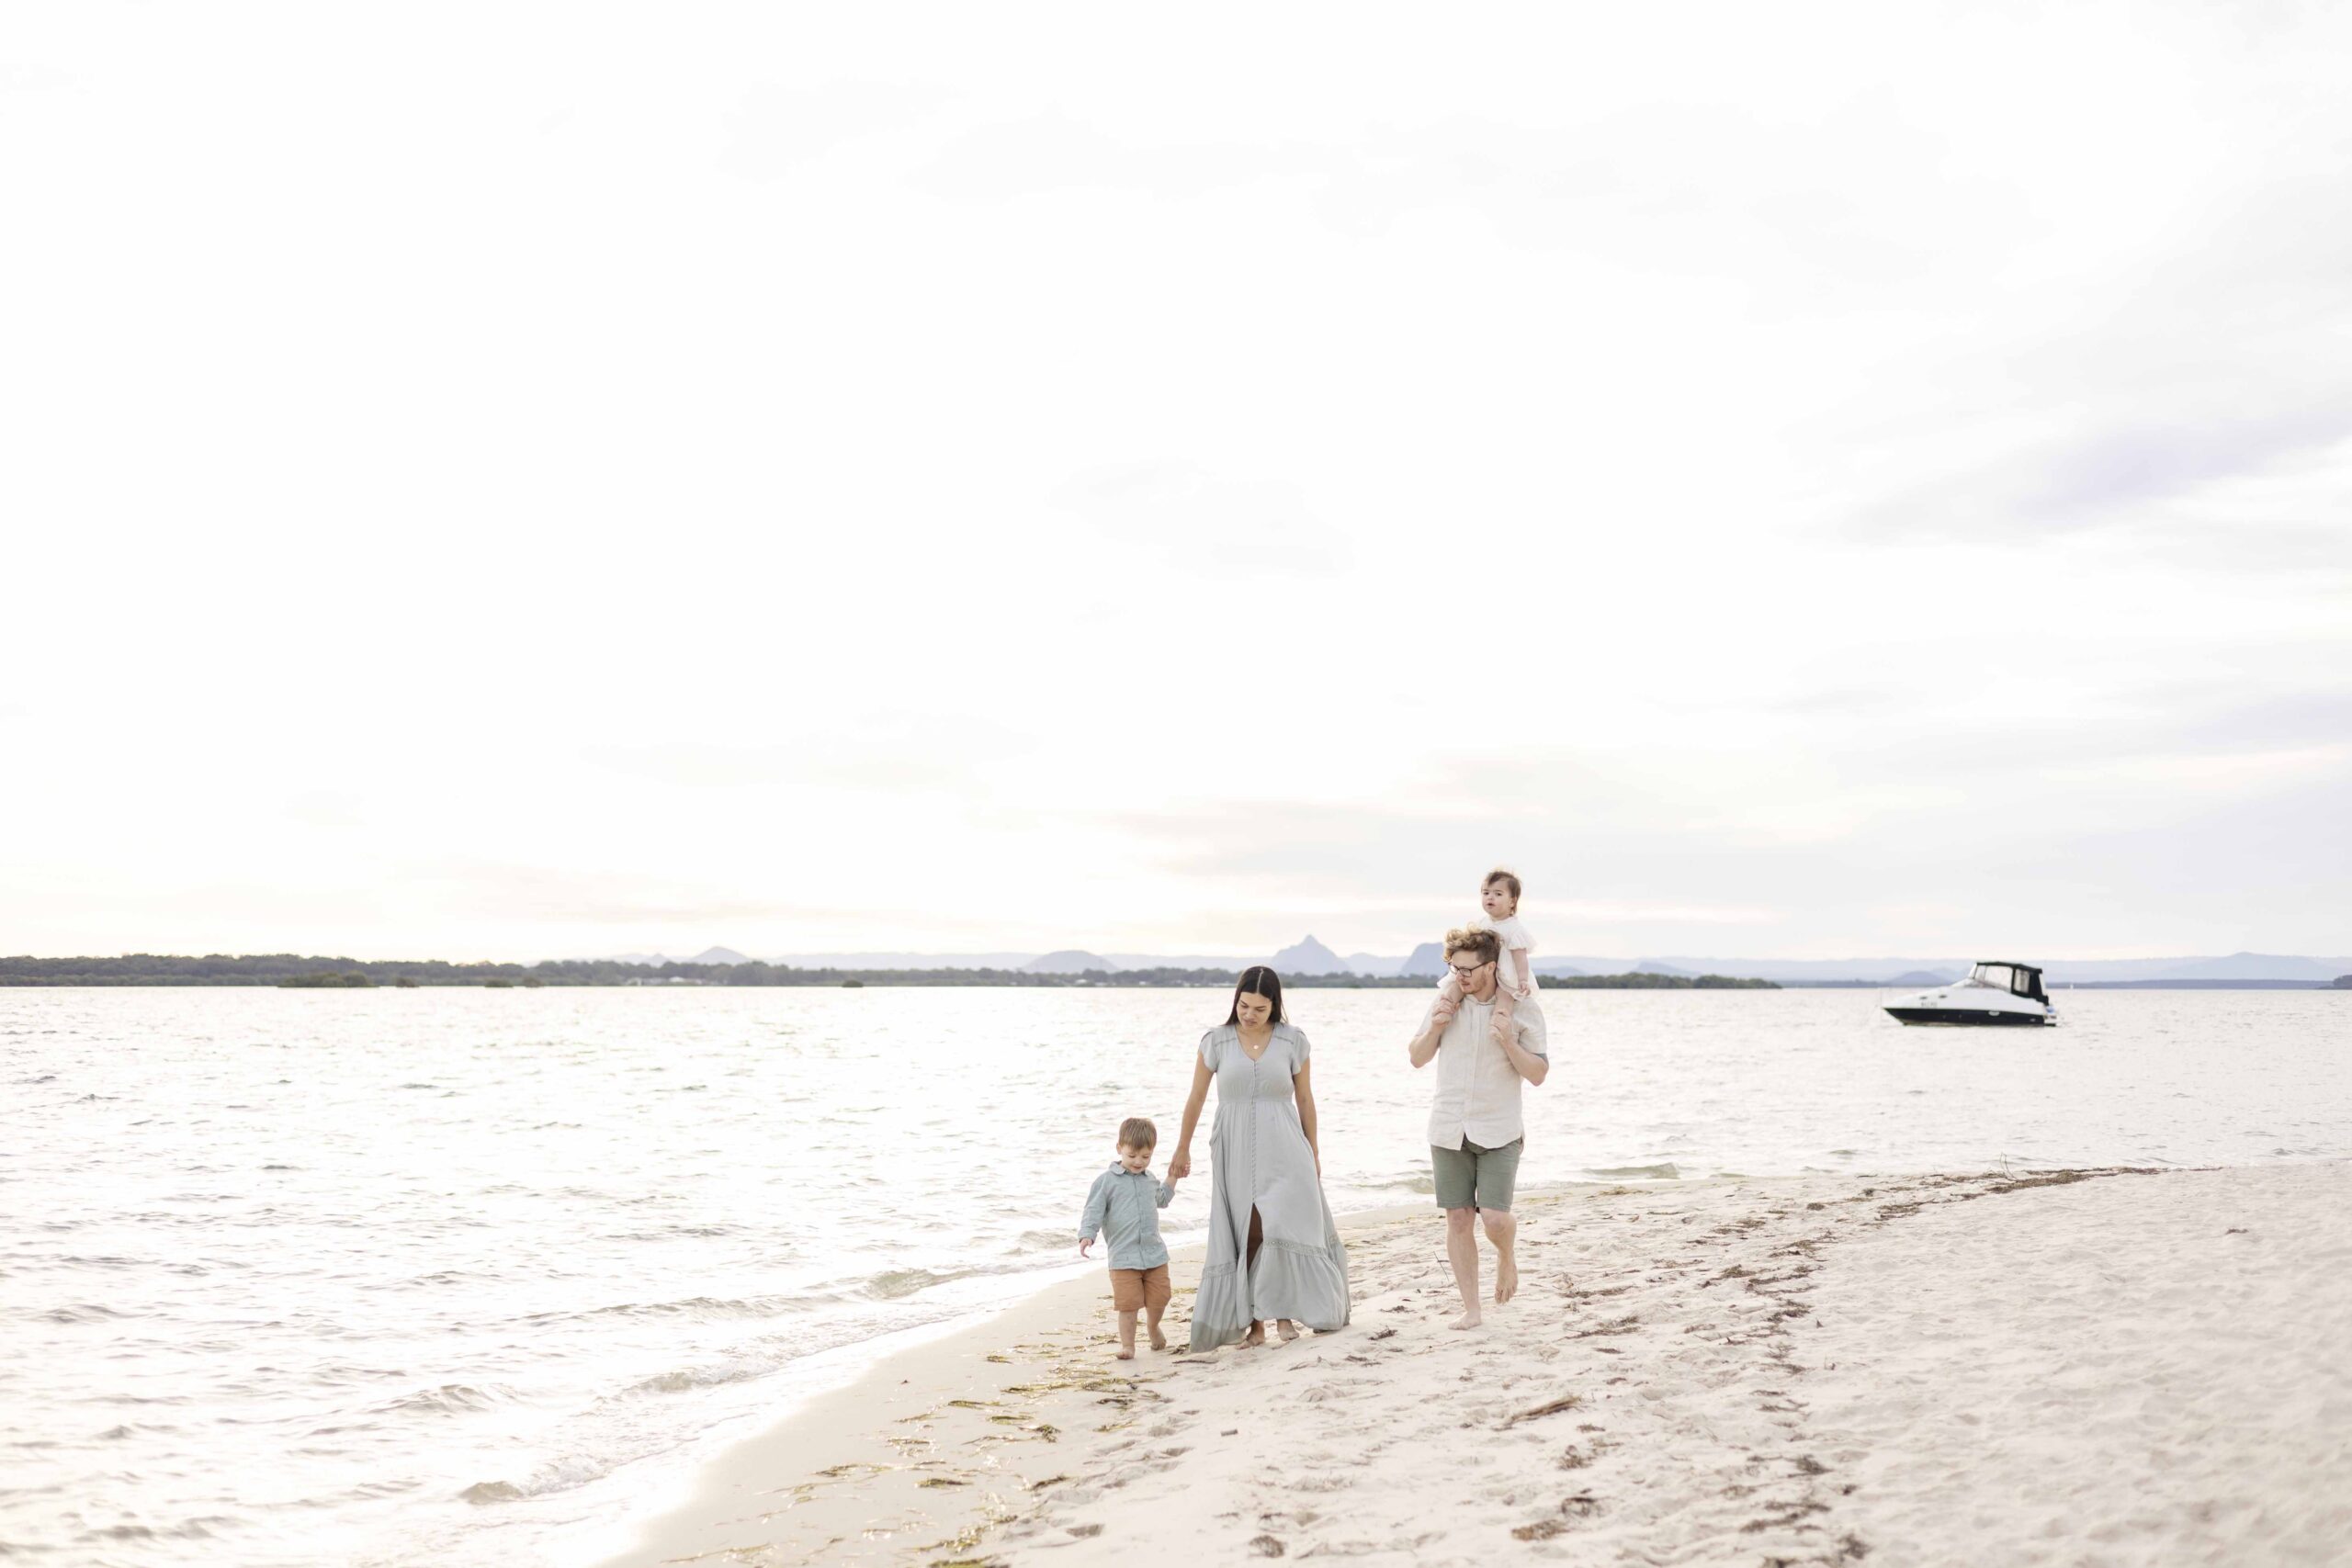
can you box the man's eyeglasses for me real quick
[1448,960,1493,978]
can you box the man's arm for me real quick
[1500,1010,1549,1086]
[1408,999,1453,1068]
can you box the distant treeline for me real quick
[0,953,1779,990]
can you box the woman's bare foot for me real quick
[1448,1308,1482,1330]
[1274,1319,1300,1344]
[1495,1256,1519,1304]
[1238,1323,1267,1349]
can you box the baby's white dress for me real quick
[1472,913,1544,1012]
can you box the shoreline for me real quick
[594,1161,2351,1567]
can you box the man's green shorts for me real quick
[1430,1136,1524,1212]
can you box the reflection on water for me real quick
[4,986,2346,1564]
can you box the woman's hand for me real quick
[1167,1147,1191,1181]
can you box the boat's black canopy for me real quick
[1971,960,2048,1002]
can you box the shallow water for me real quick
[4,986,2346,1565]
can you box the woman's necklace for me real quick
[1238,1026,1273,1061]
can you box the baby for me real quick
[1079,1116,1180,1359]
[1437,867,1544,1044]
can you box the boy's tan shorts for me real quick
[1109,1264,1171,1313]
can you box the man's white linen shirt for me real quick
[1423,995,1549,1150]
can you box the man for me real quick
[1407,925,1550,1329]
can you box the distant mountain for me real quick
[1400,942,1446,978]
[1531,961,1587,977]
[2137,952,2344,982]
[1641,956,1985,983]
[1025,949,1114,974]
[684,946,750,966]
[767,952,1039,971]
[1271,935,1350,976]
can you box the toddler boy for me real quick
[1079,1116,1179,1359]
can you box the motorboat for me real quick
[1883,961,2057,1026]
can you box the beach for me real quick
[601,1161,2351,1567]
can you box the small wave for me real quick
[609,1224,739,1242]
[459,1451,615,1506]
[627,1364,763,1395]
[346,1479,421,1500]
[1009,1228,1075,1252]
[526,1293,812,1325]
[1586,1163,1680,1180]
[377,1383,517,1416]
[40,1303,133,1324]
[862,1266,985,1301]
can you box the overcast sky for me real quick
[4,2,2347,963]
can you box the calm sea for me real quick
[5,986,2347,1565]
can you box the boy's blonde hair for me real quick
[1445,928,1502,965]
[1117,1116,1158,1150]
[1483,867,1522,901]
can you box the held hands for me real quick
[1166,1148,1191,1181]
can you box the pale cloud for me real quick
[2,2,2347,962]
[1052,460,1346,575]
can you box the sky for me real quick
[3,2,2348,964]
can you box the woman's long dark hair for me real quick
[1224,965,1285,1027]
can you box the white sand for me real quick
[603,1163,2350,1567]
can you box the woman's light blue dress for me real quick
[1188,1022,1351,1349]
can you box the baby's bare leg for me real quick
[1490,988,1517,1044]
[1438,971,1464,1006]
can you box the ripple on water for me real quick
[373,1383,519,1416]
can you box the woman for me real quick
[1168,966,1350,1349]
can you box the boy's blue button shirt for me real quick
[1079,1163,1176,1271]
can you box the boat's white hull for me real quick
[1883,987,2056,1027]
[1884,1004,2052,1027]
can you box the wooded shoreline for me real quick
[0,954,1779,989]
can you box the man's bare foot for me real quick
[1275,1319,1300,1344]
[1148,1328,1169,1351]
[1495,1256,1518,1304]
[1115,1347,1136,1360]
[1448,1308,1483,1330]
[1238,1323,1267,1349]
